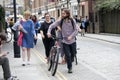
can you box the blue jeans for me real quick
[63,42,76,69]
[34,30,38,45]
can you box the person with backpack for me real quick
[84,16,90,33]
[47,9,78,73]
[80,17,86,36]
[55,8,67,64]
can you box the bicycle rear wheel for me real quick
[6,31,12,43]
[51,47,59,76]
[74,54,78,65]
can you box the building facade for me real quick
[29,0,89,19]
[29,0,97,33]
[0,0,24,16]
[29,0,120,34]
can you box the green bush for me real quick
[0,5,5,32]
[95,0,120,11]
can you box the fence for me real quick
[99,10,120,34]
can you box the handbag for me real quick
[17,31,23,46]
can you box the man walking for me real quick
[47,9,78,73]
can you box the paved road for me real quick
[0,33,120,80]
[77,36,120,80]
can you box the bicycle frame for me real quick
[48,36,61,76]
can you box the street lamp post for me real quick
[13,0,17,22]
[13,0,20,58]
[3,0,5,8]
[77,0,80,18]
[30,0,34,13]
[55,0,60,18]
[45,0,48,12]
[67,0,69,8]
[27,0,34,12]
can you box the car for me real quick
[38,16,55,24]
[38,17,45,24]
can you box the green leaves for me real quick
[95,0,120,11]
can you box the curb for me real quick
[85,36,120,44]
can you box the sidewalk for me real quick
[83,33,120,44]
[0,42,51,80]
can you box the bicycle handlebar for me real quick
[51,35,63,41]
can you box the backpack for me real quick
[60,18,75,29]
[60,18,77,40]
[80,21,85,29]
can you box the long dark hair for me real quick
[32,15,37,23]
[63,9,71,19]
[61,9,75,29]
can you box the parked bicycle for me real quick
[5,27,12,43]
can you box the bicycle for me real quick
[5,27,12,43]
[48,36,78,76]
[48,36,61,76]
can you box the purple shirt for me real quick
[48,19,78,44]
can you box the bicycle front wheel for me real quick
[48,47,56,71]
[48,55,52,71]
[6,31,12,43]
[51,47,59,76]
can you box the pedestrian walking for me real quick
[31,15,40,45]
[80,17,86,36]
[73,15,81,33]
[47,9,78,73]
[84,16,89,33]
[73,15,81,23]
[40,12,56,62]
[55,8,67,64]
[20,11,37,66]
[0,34,13,80]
